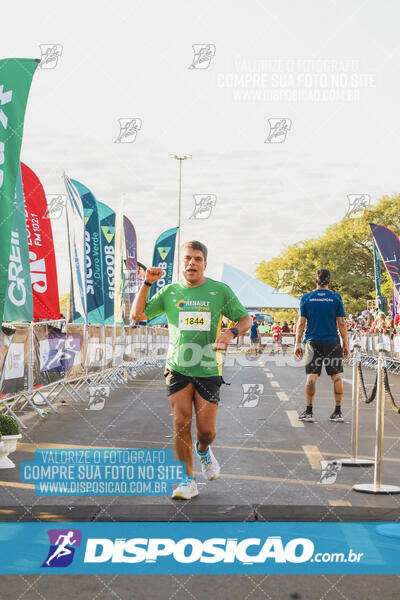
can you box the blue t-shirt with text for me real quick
[300,289,346,343]
[250,322,259,338]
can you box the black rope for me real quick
[383,366,400,414]
[358,361,377,404]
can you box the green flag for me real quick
[3,165,34,321]
[0,58,38,321]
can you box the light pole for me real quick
[170,154,192,281]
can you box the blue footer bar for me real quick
[0,522,399,574]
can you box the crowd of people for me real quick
[345,308,399,336]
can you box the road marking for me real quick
[193,472,353,490]
[302,445,324,470]
[0,473,354,493]
[329,500,352,506]
[286,410,304,427]
[276,391,289,402]
[36,511,70,521]
[265,373,273,378]
[270,380,280,388]
[17,441,400,464]
[0,481,34,490]
[363,435,400,440]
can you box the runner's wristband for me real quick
[144,281,152,287]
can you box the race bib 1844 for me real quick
[178,311,211,331]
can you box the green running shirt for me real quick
[144,278,248,377]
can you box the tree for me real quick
[256,194,400,314]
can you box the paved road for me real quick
[1,352,400,599]
[1,351,400,520]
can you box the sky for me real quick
[4,0,400,294]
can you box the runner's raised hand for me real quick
[145,267,163,284]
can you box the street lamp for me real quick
[170,154,192,281]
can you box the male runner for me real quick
[294,268,349,422]
[131,241,251,499]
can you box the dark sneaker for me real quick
[330,410,344,422]
[298,409,314,422]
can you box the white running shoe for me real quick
[196,441,220,480]
[171,477,199,500]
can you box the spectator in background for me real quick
[370,311,386,334]
[385,315,394,335]
[250,318,260,355]
[271,320,282,353]
[282,321,290,333]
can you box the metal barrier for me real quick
[344,339,400,493]
[0,322,169,429]
[341,339,374,467]
[229,334,295,352]
[347,331,400,373]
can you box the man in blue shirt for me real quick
[294,268,349,422]
[250,318,260,355]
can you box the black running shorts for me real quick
[164,368,223,404]
[305,339,343,376]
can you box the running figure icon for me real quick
[45,531,77,566]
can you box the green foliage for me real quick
[256,194,400,314]
[268,309,298,324]
[0,414,20,436]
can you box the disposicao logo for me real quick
[42,529,82,568]
[83,536,315,564]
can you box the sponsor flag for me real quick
[71,179,104,324]
[0,58,39,321]
[4,165,33,321]
[373,239,382,304]
[370,223,400,304]
[21,162,60,320]
[123,216,138,318]
[97,201,116,324]
[393,286,399,319]
[148,227,178,301]
[114,199,124,324]
[63,174,87,323]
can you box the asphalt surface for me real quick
[1,350,400,598]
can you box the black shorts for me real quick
[305,340,343,376]
[163,368,223,404]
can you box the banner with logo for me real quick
[123,216,138,319]
[373,239,382,304]
[113,200,124,325]
[63,174,87,323]
[0,58,39,321]
[4,165,34,321]
[70,179,104,324]
[2,522,400,574]
[148,227,178,301]
[370,223,400,298]
[21,162,60,320]
[97,201,116,324]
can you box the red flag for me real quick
[21,163,61,319]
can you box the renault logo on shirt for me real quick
[175,300,211,310]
